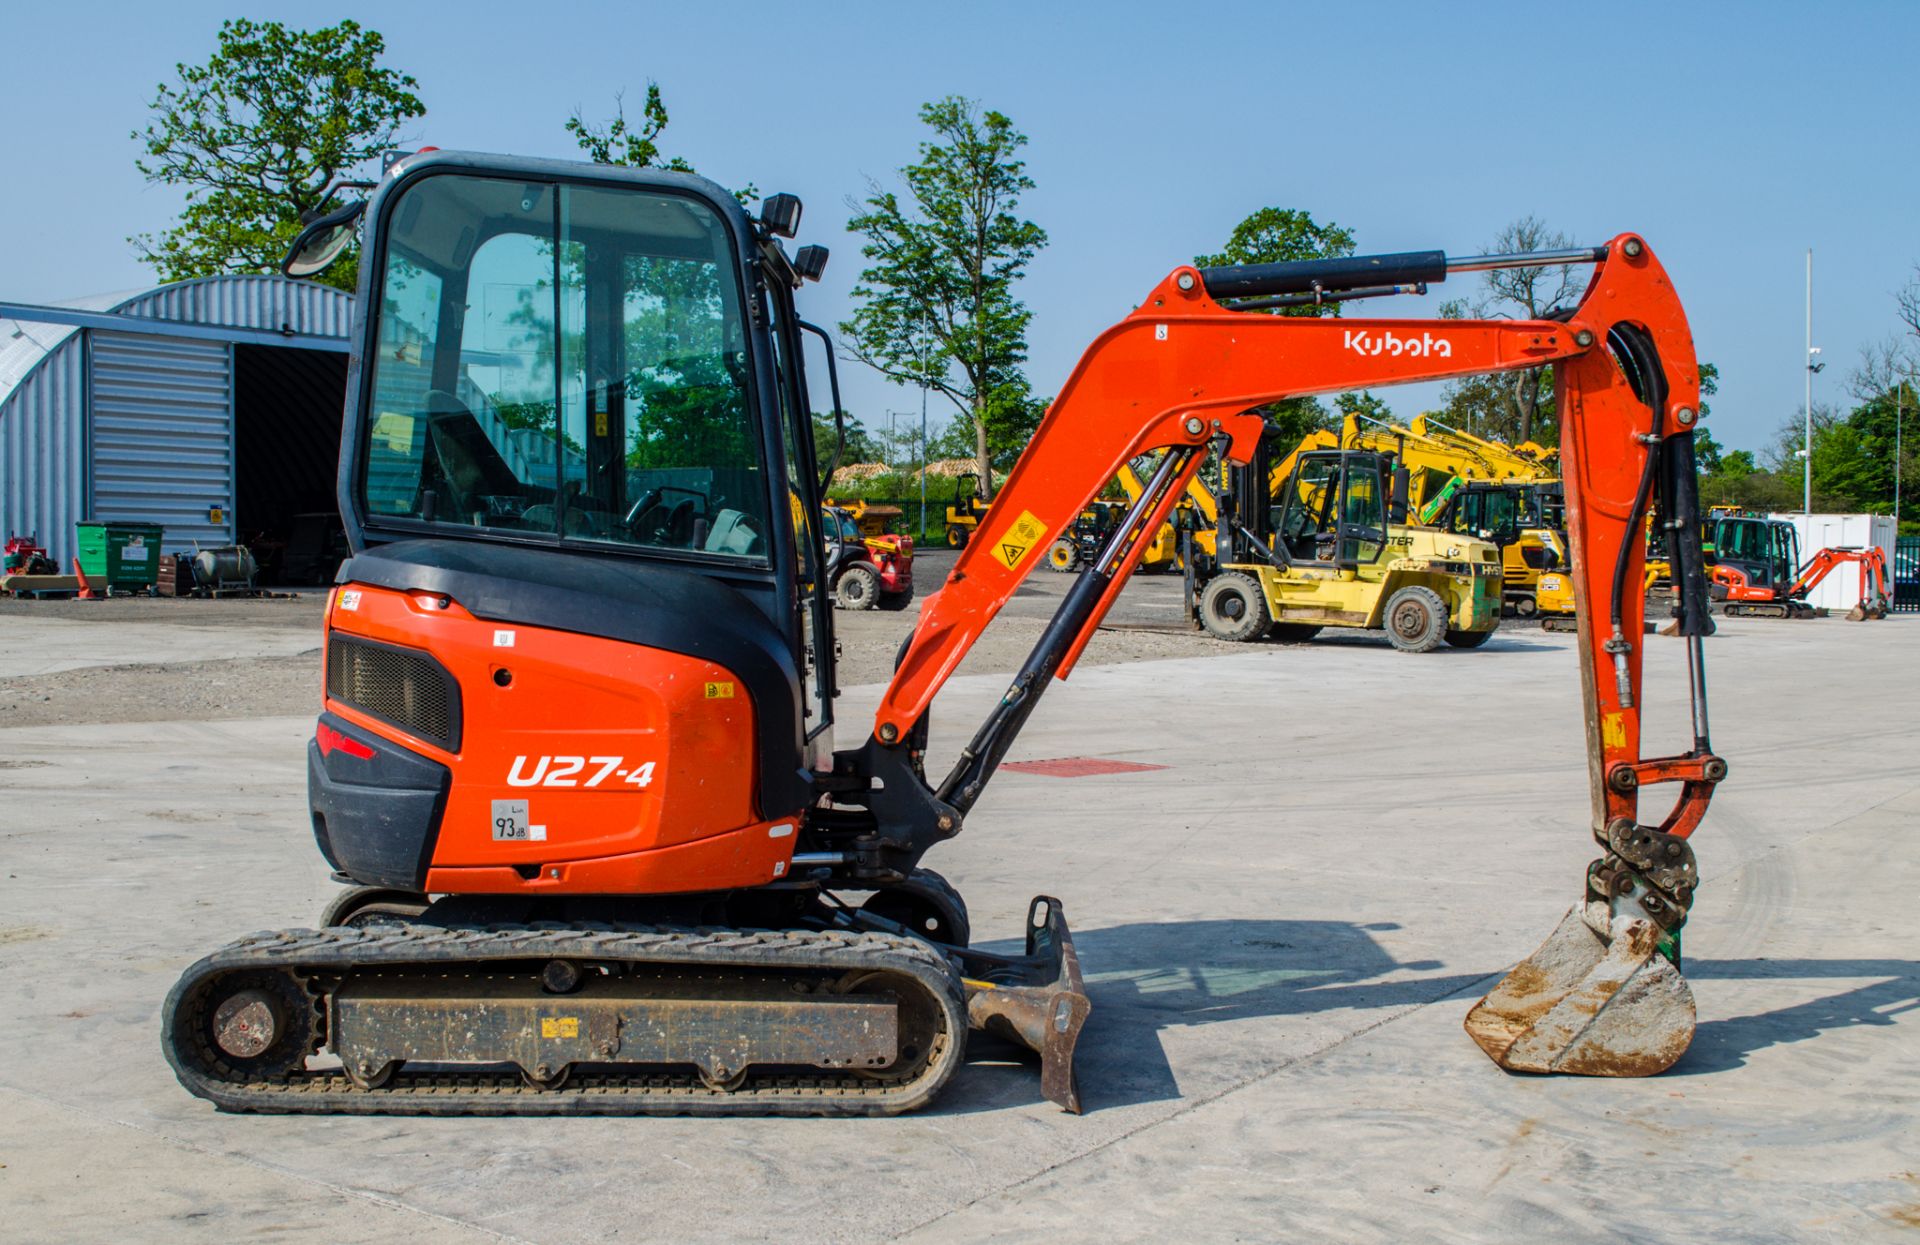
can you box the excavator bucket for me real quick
[1465,904,1695,1076]
[956,896,1091,1112]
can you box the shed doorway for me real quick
[232,343,349,585]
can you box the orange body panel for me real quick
[326,583,795,892]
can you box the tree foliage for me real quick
[1432,216,1581,444]
[566,87,756,202]
[567,86,692,172]
[840,97,1048,497]
[1196,207,1360,446]
[132,19,423,291]
[1692,348,1918,528]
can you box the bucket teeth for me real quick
[1465,905,1696,1076]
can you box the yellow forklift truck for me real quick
[1194,441,1502,652]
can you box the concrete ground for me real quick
[0,599,1915,1243]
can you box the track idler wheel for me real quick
[197,971,318,1080]
[1465,902,1695,1076]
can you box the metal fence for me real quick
[1896,537,1920,613]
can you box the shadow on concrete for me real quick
[946,942,1920,1112]
[1669,958,1920,1075]
[946,918,1488,1115]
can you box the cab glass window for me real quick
[361,173,770,561]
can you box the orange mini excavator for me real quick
[164,151,1723,1115]
[1716,542,1894,620]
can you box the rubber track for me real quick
[162,922,967,1117]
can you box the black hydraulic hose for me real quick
[1606,326,1666,637]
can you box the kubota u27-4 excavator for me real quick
[164,150,1724,1115]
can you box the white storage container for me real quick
[1765,512,1896,610]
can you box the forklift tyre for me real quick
[945,524,969,549]
[1384,585,1448,653]
[834,564,881,611]
[1198,572,1271,643]
[1047,539,1080,573]
[1511,594,1538,618]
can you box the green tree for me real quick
[566,88,756,202]
[813,411,881,469]
[132,19,424,292]
[1333,390,1392,425]
[841,97,1048,499]
[567,86,692,171]
[1433,216,1583,444]
[1195,207,1357,447]
[1689,363,1724,470]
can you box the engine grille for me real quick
[327,634,461,751]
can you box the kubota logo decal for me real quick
[507,756,657,788]
[1344,329,1453,359]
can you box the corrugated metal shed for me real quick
[0,275,351,567]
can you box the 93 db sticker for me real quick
[491,798,545,841]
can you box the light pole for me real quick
[1898,369,1909,528]
[1804,249,1821,516]
[918,383,929,541]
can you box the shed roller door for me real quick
[89,330,233,554]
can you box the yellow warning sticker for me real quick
[704,681,735,699]
[994,510,1049,570]
[541,1017,579,1039]
[1603,712,1627,749]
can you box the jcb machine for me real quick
[943,471,991,547]
[1195,435,1505,651]
[164,151,1724,1114]
[1404,415,1569,617]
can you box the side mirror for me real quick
[282,200,367,278]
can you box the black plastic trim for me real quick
[309,711,450,891]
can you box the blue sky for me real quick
[7,1,1916,454]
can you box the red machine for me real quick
[1717,544,1893,620]
[164,151,1722,1116]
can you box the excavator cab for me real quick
[1711,515,1798,589]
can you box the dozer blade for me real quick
[1465,904,1695,1076]
[955,895,1091,1113]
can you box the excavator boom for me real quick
[871,235,1723,1076]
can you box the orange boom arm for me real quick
[870,235,1719,870]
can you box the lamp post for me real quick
[1804,249,1821,516]
[918,383,929,541]
[1898,369,1909,528]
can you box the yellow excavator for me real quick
[1357,416,1567,617]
